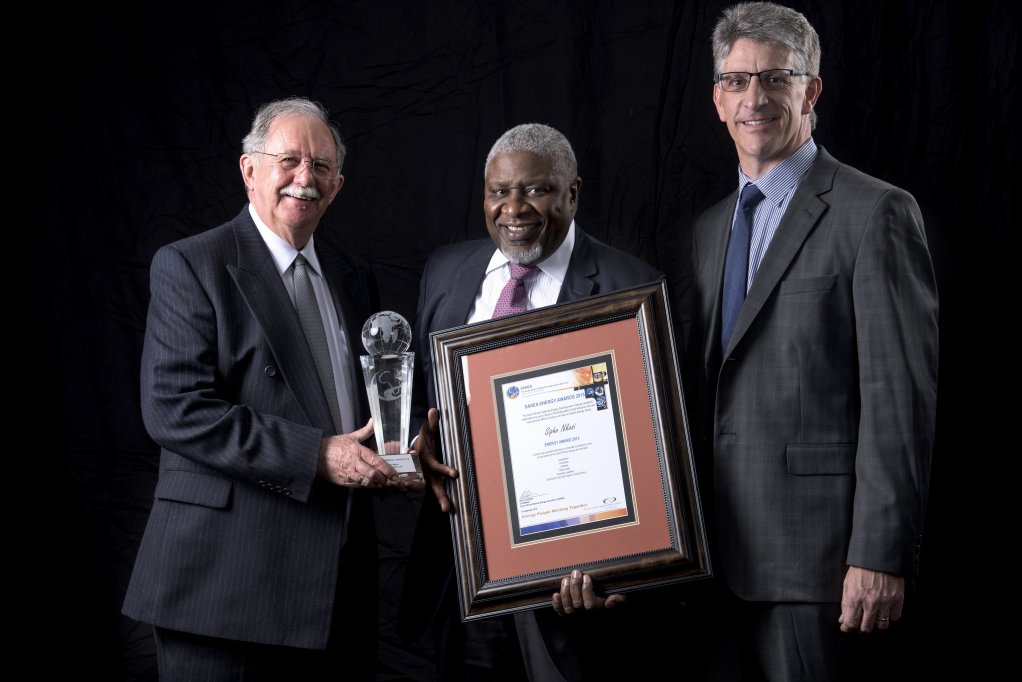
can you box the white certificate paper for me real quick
[492,353,635,545]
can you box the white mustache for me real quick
[280,185,321,200]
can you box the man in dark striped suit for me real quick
[123,96,420,681]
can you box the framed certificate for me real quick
[430,280,711,621]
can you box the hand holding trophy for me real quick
[360,311,424,482]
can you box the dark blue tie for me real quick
[721,183,765,354]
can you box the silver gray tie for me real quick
[293,254,343,433]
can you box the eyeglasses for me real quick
[714,69,812,92]
[252,151,339,179]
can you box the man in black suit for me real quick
[400,123,665,681]
[122,96,419,680]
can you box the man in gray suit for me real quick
[401,123,666,681]
[686,3,938,680]
[122,97,419,680]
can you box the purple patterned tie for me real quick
[492,263,537,318]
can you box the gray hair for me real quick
[712,2,821,129]
[484,123,578,184]
[241,96,347,171]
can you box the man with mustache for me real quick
[123,96,420,680]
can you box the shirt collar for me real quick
[248,203,322,276]
[484,220,576,284]
[737,137,818,205]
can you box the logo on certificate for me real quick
[506,386,520,399]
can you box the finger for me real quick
[581,574,598,610]
[373,458,400,480]
[417,411,458,481]
[348,419,375,442]
[856,598,880,633]
[384,469,427,491]
[559,576,575,614]
[429,461,459,479]
[395,476,425,492]
[604,594,626,610]
[343,458,381,487]
[838,601,861,633]
[416,417,434,446]
[418,434,458,480]
[552,592,565,616]
[426,410,457,479]
[431,477,454,513]
[346,451,387,487]
[875,614,892,630]
[422,453,458,479]
[569,570,584,609]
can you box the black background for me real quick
[37,1,1013,678]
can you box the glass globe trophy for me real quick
[360,311,423,481]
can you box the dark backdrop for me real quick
[37,1,1013,679]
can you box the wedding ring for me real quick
[877,617,890,622]
[357,475,367,486]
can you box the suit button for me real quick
[283,488,293,496]
[264,365,277,377]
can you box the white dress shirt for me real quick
[466,221,577,323]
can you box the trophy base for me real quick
[381,449,424,483]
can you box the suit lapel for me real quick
[726,150,838,354]
[227,214,335,432]
[558,229,597,303]
[700,195,739,370]
[439,242,492,329]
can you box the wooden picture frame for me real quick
[430,280,711,621]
